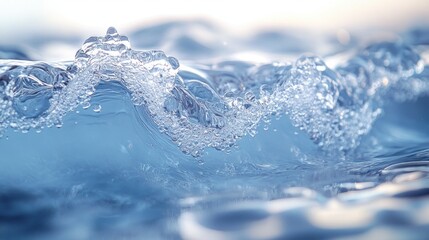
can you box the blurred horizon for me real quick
[3,0,429,41]
[2,0,429,61]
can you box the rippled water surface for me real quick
[1,22,429,239]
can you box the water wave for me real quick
[1,24,429,240]
[0,27,428,156]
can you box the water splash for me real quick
[1,24,429,240]
[0,28,428,156]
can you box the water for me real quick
[1,23,429,239]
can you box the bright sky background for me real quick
[2,0,429,44]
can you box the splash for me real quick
[0,28,428,155]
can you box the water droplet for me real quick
[106,27,119,36]
[82,102,91,109]
[168,56,180,70]
[93,104,102,113]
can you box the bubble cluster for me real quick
[0,28,427,155]
[0,62,70,132]
[0,28,179,136]
[337,42,426,103]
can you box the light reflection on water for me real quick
[0,22,429,239]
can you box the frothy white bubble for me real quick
[0,28,427,155]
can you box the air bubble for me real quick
[106,27,119,36]
[0,29,427,156]
[93,104,102,113]
[168,56,180,70]
[82,102,91,109]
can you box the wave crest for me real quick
[0,28,428,155]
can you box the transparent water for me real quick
[1,23,429,239]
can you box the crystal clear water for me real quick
[1,23,429,239]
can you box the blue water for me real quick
[1,22,429,239]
